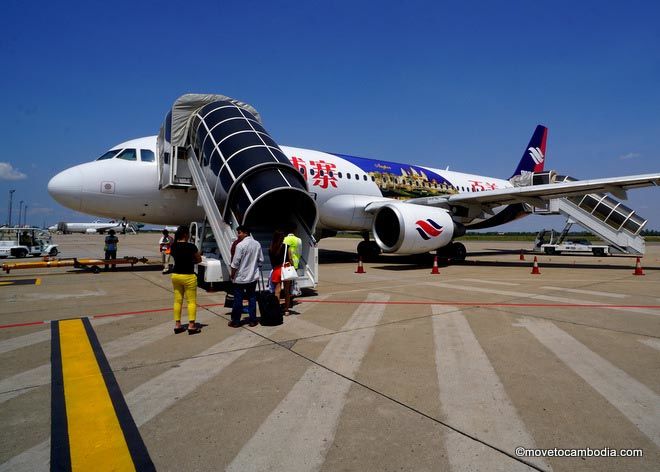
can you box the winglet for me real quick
[509,125,548,179]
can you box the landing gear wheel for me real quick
[450,242,467,261]
[91,266,101,274]
[436,242,467,262]
[357,240,381,261]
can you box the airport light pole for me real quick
[18,201,23,227]
[23,205,28,227]
[7,189,15,226]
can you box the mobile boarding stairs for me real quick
[157,94,319,288]
[519,172,647,255]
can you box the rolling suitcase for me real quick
[258,276,283,326]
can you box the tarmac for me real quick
[0,233,658,472]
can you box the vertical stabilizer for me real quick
[510,125,548,178]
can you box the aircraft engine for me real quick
[85,228,98,234]
[372,203,458,254]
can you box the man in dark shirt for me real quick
[104,229,119,270]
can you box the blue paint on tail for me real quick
[510,125,548,179]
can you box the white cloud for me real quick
[0,162,27,180]
[618,152,640,160]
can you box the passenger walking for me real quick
[158,229,173,273]
[229,226,263,328]
[170,225,202,334]
[282,223,303,312]
[268,230,288,311]
[103,229,119,271]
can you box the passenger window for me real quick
[96,150,119,161]
[363,175,367,181]
[371,176,375,182]
[116,149,137,161]
[310,169,316,176]
[140,149,155,162]
[338,172,343,178]
[355,174,359,180]
[347,173,351,179]
[320,170,325,176]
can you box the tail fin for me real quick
[509,125,548,179]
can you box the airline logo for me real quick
[528,147,544,165]
[415,219,444,240]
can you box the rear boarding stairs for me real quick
[528,174,647,255]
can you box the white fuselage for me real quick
[48,136,515,229]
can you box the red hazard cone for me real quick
[519,251,525,261]
[633,257,645,276]
[431,255,440,274]
[531,256,541,275]
[355,256,366,274]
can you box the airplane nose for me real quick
[48,167,84,211]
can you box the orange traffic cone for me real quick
[531,256,541,275]
[431,255,440,274]
[633,257,645,276]
[519,251,526,261]
[355,256,366,274]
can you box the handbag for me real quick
[280,244,298,281]
[281,262,298,281]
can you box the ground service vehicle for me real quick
[0,227,59,258]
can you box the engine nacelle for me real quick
[85,228,98,234]
[372,203,457,254]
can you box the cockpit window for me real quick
[96,150,119,161]
[116,149,137,161]
[140,149,155,162]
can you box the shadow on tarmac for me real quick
[319,249,658,272]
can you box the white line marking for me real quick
[0,300,333,471]
[0,316,124,356]
[227,293,389,472]
[0,313,200,404]
[540,286,628,299]
[432,306,549,471]
[22,289,107,300]
[519,318,660,447]
[126,329,266,425]
[639,338,660,351]
[426,282,660,317]
[460,278,520,286]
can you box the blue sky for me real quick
[1,0,659,231]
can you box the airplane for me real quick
[48,220,138,234]
[47,95,660,262]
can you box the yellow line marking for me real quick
[59,319,136,471]
[35,278,41,285]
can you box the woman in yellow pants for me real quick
[169,226,202,334]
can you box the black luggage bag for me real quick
[257,276,283,326]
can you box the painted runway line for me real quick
[426,282,660,317]
[227,293,389,472]
[0,316,129,356]
[432,306,549,472]
[51,318,154,471]
[0,313,208,404]
[540,286,628,299]
[460,278,520,286]
[0,308,334,471]
[519,318,660,447]
[638,338,660,351]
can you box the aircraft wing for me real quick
[405,173,660,209]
